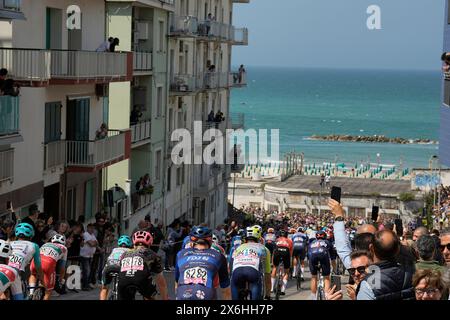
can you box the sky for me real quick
[232,0,445,70]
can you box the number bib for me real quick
[41,247,60,260]
[121,256,144,272]
[183,267,208,286]
[8,253,25,270]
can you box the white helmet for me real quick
[212,234,219,244]
[51,234,66,246]
[0,239,11,259]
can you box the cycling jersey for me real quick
[175,247,229,300]
[211,243,226,257]
[231,243,271,274]
[107,247,130,266]
[307,239,332,276]
[8,240,41,273]
[263,233,276,244]
[182,236,191,249]
[101,247,130,286]
[118,247,163,300]
[30,243,67,290]
[230,235,242,250]
[275,237,293,255]
[0,264,23,300]
[292,232,308,249]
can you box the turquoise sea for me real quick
[230,67,441,168]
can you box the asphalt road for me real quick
[53,267,349,301]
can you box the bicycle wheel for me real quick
[317,286,325,301]
[296,267,302,291]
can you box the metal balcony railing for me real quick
[0,96,19,136]
[131,120,151,144]
[170,74,197,93]
[230,113,245,130]
[133,51,152,72]
[0,48,129,83]
[131,192,152,213]
[44,130,128,170]
[1,0,21,11]
[0,148,13,182]
[232,27,249,45]
[229,72,247,87]
[169,15,198,36]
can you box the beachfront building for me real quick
[441,0,450,166]
[0,0,132,226]
[165,0,248,227]
[106,0,174,230]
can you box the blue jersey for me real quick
[291,232,308,249]
[182,236,192,249]
[175,248,230,290]
[230,235,242,249]
[307,239,332,258]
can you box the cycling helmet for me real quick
[267,228,275,233]
[51,234,66,246]
[238,229,245,237]
[0,239,11,259]
[254,225,262,233]
[212,233,219,244]
[133,231,153,247]
[297,227,305,233]
[279,230,288,238]
[190,226,213,245]
[245,226,262,241]
[118,235,133,248]
[289,228,296,234]
[316,230,327,240]
[15,222,35,238]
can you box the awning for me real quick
[0,9,26,20]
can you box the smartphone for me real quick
[394,218,403,236]
[330,186,341,203]
[371,206,379,222]
[331,275,341,291]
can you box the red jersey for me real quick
[276,237,293,255]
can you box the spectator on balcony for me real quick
[135,177,144,193]
[0,68,7,80]
[96,37,113,52]
[441,52,450,72]
[95,123,108,140]
[143,173,151,188]
[205,13,214,36]
[130,106,143,125]
[207,110,215,123]
[1,79,20,97]
[109,38,120,53]
[238,64,246,84]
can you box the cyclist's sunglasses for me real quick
[440,243,450,251]
[347,266,367,276]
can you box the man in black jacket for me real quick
[20,204,39,242]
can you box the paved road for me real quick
[54,267,349,301]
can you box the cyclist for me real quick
[288,228,296,241]
[308,230,332,300]
[229,229,244,253]
[212,234,227,257]
[0,240,23,300]
[8,223,45,296]
[271,229,293,296]
[263,227,276,255]
[291,227,308,280]
[175,226,231,300]
[117,231,168,300]
[324,225,338,274]
[230,226,271,300]
[99,235,133,300]
[29,234,67,300]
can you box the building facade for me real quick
[441,1,450,166]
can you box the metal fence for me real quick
[133,51,152,71]
[0,148,13,182]
[131,120,151,143]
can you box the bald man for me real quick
[357,224,377,235]
[357,230,414,300]
[413,227,428,241]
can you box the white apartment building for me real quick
[165,0,248,228]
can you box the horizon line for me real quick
[231,64,441,72]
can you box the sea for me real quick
[230,66,441,169]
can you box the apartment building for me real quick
[442,1,450,166]
[0,0,132,228]
[165,0,248,228]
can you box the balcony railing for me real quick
[0,148,13,182]
[230,113,245,130]
[0,96,19,137]
[0,48,129,84]
[131,192,152,213]
[232,28,249,45]
[170,74,197,93]
[131,120,151,144]
[133,51,152,72]
[169,15,198,36]
[232,0,250,3]
[2,0,21,11]
[44,130,130,171]
[229,72,247,87]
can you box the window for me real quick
[44,102,61,143]
[157,87,163,118]
[159,21,164,52]
[155,150,162,181]
[167,167,171,191]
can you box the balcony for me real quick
[170,74,197,94]
[169,15,198,37]
[196,72,230,90]
[0,0,25,20]
[229,72,247,87]
[232,28,249,46]
[43,130,131,173]
[230,113,245,130]
[131,192,152,213]
[0,96,20,139]
[197,21,233,41]
[233,0,250,3]
[0,48,132,86]
[0,148,13,182]
[133,51,152,75]
[131,120,151,147]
